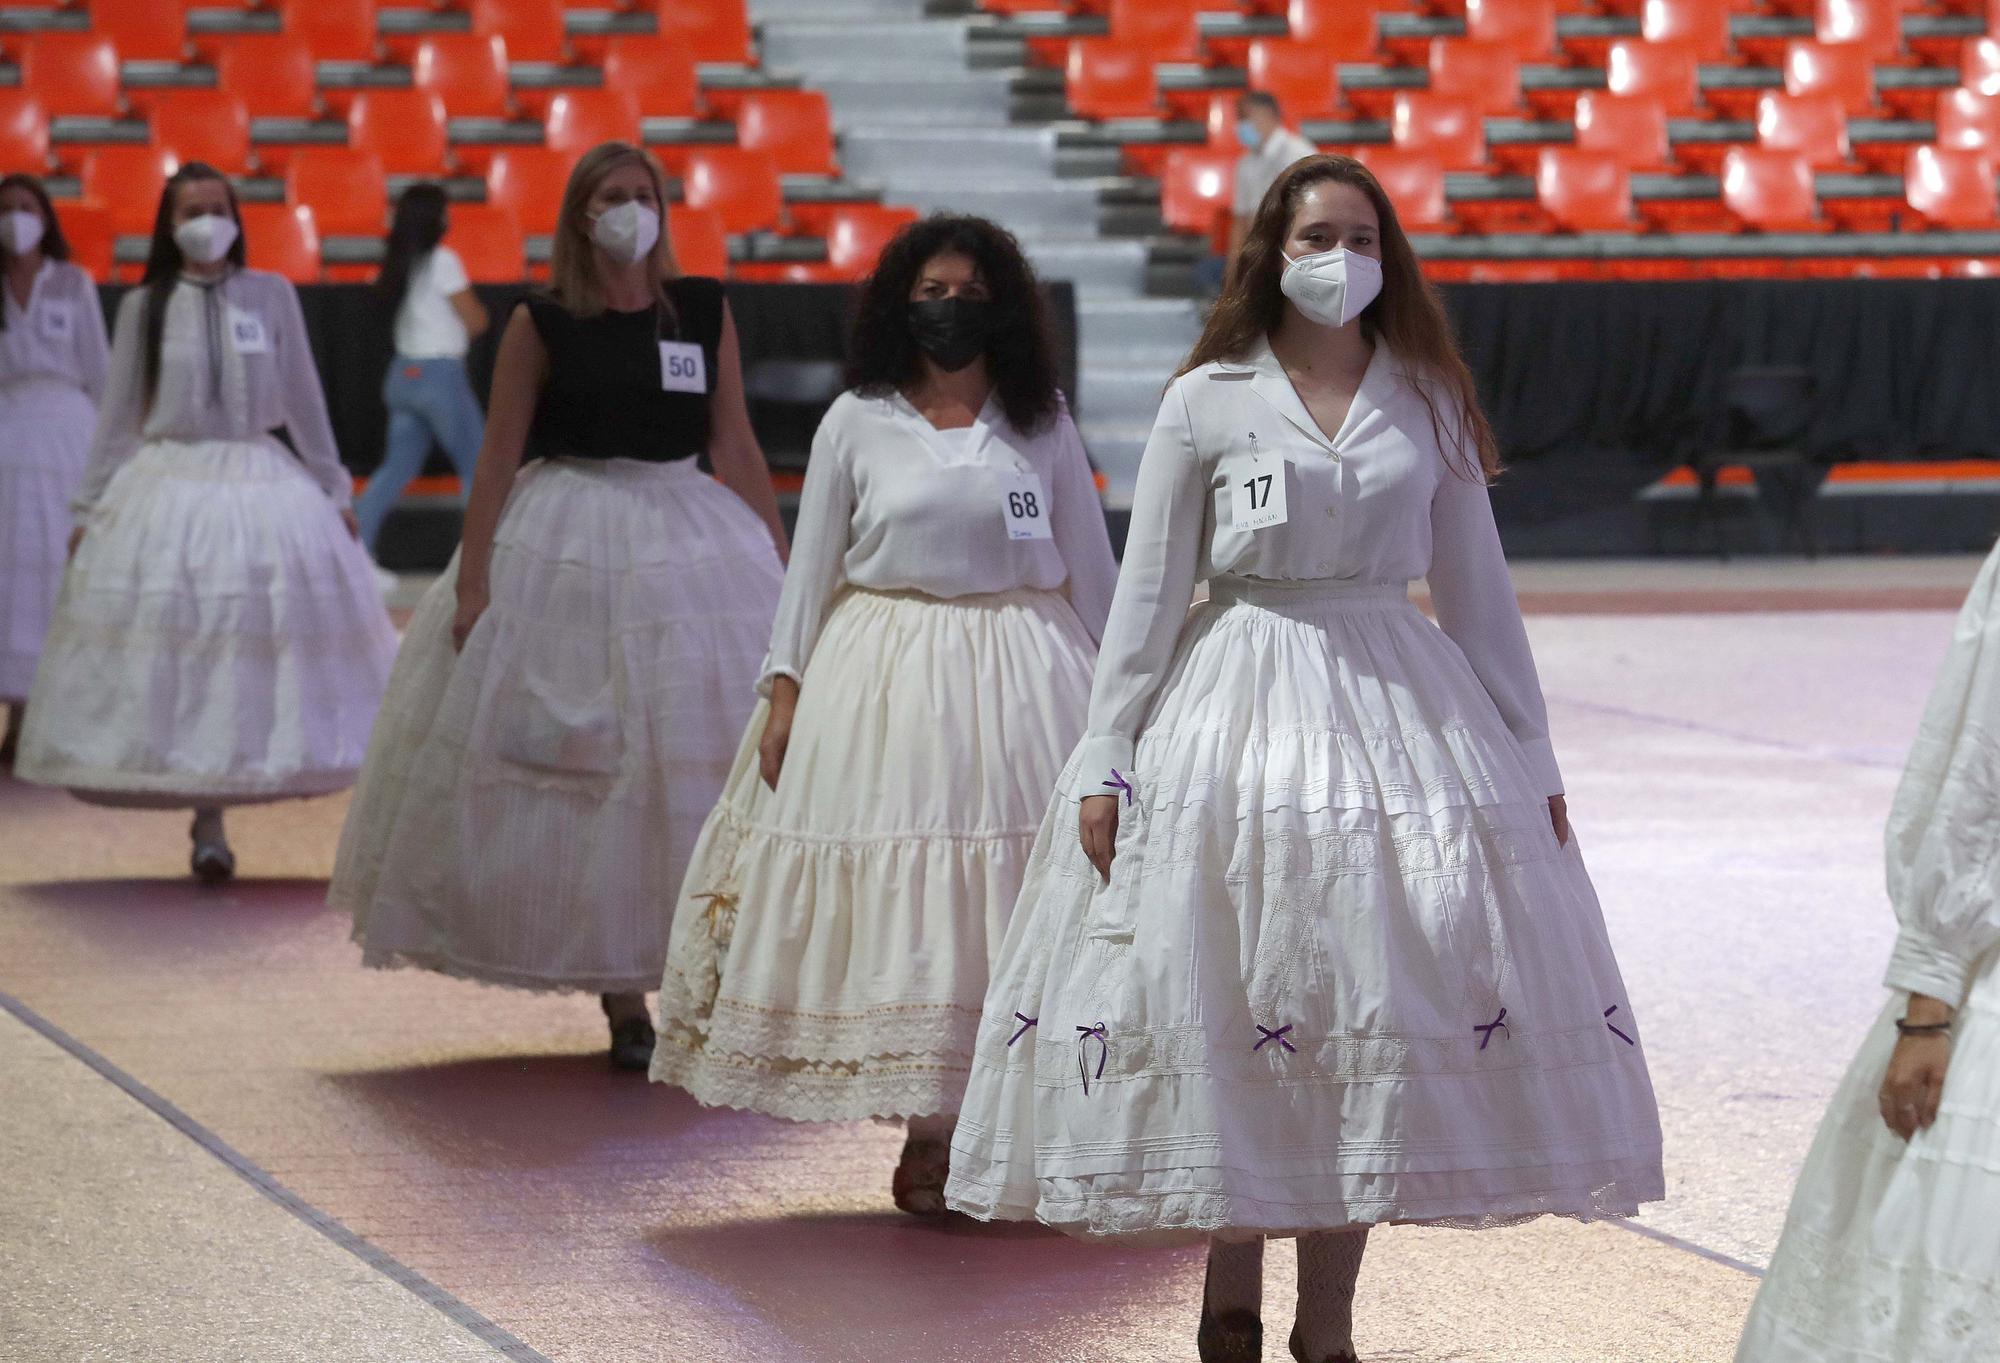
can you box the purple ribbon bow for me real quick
[1253,1024,1296,1054]
[1474,1008,1510,1051]
[1101,770,1134,805]
[1008,1013,1038,1046]
[1076,1023,1109,1094]
[1604,1006,1634,1046]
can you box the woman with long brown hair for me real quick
[946,154,1665,1362]
[331,143,787,1069]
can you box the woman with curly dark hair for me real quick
[650,213,1118,1214]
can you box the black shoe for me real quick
[600,997,655,1071]
[891,1136,950,1217]
[1196,1304,1262,1363]
[1289,1323,1359,1363]
[190,831,235,884]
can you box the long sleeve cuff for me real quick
[1067,733,1137,801]
[755,664,802,700]
[1883,927,1973,1011]
[1516,736,1564,799]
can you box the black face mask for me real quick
[907,296,995,373]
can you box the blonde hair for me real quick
[546,142,681,316]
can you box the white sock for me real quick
[1295,1227,1368,1360]
[1204,1236,1265,1319]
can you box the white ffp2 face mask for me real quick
[1279,246,1384,329]
[174,213,239,266]
[590,201,661,266]
[1,209,45,256]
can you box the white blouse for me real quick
[75,269,351,519]
[760,388,1120,690]
[0,259,109,397]
[1070,339,1564,799]
[1883,537,2000,1010]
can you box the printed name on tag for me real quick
[37,302,73,341]
[658,340,707,394]
[997,467,1053,541]
[1227,432,1288,532]
[228,309,269,354]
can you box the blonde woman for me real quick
[332,143,787,1069]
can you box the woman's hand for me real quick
[451,579,489,653]
[1879,994,1954,1140]
[339,507,361,540]
[66,526,85,559]
[759,678,799,790]
[1080,793,1120,883]
[1549,795,1570,847]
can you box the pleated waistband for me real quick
[846,583,1070,613]
[1208,576,1412,615]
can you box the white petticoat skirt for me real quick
[16,437,397,805]
[1734,948,2000,1363]
[332,457,783,994]
[650,585,1098,1121]
[1,378,98,702]
[945,576,1666,1242]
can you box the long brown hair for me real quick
[0,173,70,335]
[1179,153,1501,482]
[141,163,247,408]
[545,142,680,317]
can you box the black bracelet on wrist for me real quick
[1894,1018,1953,1037]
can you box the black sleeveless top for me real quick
[523,275,725,463]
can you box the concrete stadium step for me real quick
[1077,361,1176,426]
[837,126,1055,182]
[1019,237,1148,296]
[1077,421,1153,504]
[1075,296,1204,352]
[813,74,1014,124]
[756,20,971,74]
[886,179,1105,234]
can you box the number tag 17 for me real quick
[1228,435,1288,532]
[996,468,1053,541]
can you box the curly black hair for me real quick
[844,213,1062,436]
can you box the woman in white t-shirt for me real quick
[354,184,489,562]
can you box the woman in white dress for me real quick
[1734,541,2000,1363]
[17,163,396,881]
[0,173,108,760]
[650,214,1119,1213]
[332,143,788,1071]
[944,154,1665,1363]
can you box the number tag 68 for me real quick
[997,469,1053,541]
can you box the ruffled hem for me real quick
[354,942,662,996]
[649,1038,973,1122]
[19,761,359,805]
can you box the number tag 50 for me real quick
[658,340,707,394]
[996,468,1053,541]
[1228,445,1288,532]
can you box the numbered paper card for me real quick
[659,340,708,394]
[227,309,269,355]
[36,302,73,342]
[1228,455,1288,532]
[996,468,1054,541]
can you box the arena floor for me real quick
[0,556,1981,1363]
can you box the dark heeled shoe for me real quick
[1197,1304,1262,1363]
[600,996,655,1071]
[1289,1323,1359,1363]
[890,1136,950,1217]
[190,824,235,885]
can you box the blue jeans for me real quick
[356,356,486,553]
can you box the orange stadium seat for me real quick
[349,89,450,175]
[1815,0,1900,63]
[1285,0,1377,62]
[1605,38,1699,117]
[1466,0,1556,61]
[1964,37,2000,97]
[413,35,513,120]
[820,203,921,280]
[681,147,783,235]
[1392,92,1486,171]
[283,0,378,64]
[22,34,122,120]
[56,200,114,280]
[1937,87,2000,151]
[1574,91,1670,170]
[656,0,752,65]
[1641,0,1732,64]
[736,90,837,178]
[1784,40,1875,116]
[544,90,642,158]
[1067,40,1160,120]
[91,0,186,64]
[1537,147,1633,230]
[284,147,389,237]
[485,147,571,236]
[83,145,178,237]
[240,202,321,282]
[1428,40,1522,117]
[1247,41,1342,122]
[603,37,700,118]
[150,91,254,176]
[445,203,526,281]
[470,0,566,65]
[1109,0,1201,63]
[213,36,319,121]
[1356,147,1450,231]
[1160,147,1237,249]
[667,204,728,277]
[1722,146,1820,229]
[1756,90,1850,168]
[1906,144,1999,227]
[0,92,49,170]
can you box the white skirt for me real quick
[650,586,1099,1122]
[945,576,1667,1242]
[333,457,783,994]
[15,437,397,805]
[0,378,96,702]
[1734,949,2000,1362]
